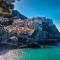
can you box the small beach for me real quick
[0,49,22,60]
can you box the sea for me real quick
[0,47,60,60]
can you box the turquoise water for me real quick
[17,47,60,60]
[0,47,60,60]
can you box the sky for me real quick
[15,0,60,31]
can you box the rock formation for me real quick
[0,0,60,48]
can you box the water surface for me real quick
[18,47,60,60]
[0,47,60,60]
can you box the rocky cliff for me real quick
[0,16,60,48]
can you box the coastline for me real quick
[0,49,20,60]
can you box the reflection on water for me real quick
[0,47,60,60]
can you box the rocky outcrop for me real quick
[11,10,27,19]
[10,17,60,46]
[0,0,60,48]
[0,16,60,47]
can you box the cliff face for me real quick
[0,10,60,46]
[0,0,60,47]
[0,16,60,40]
[30,17,60,42]
[11,16,60,42]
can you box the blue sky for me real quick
[15,0,60,31]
